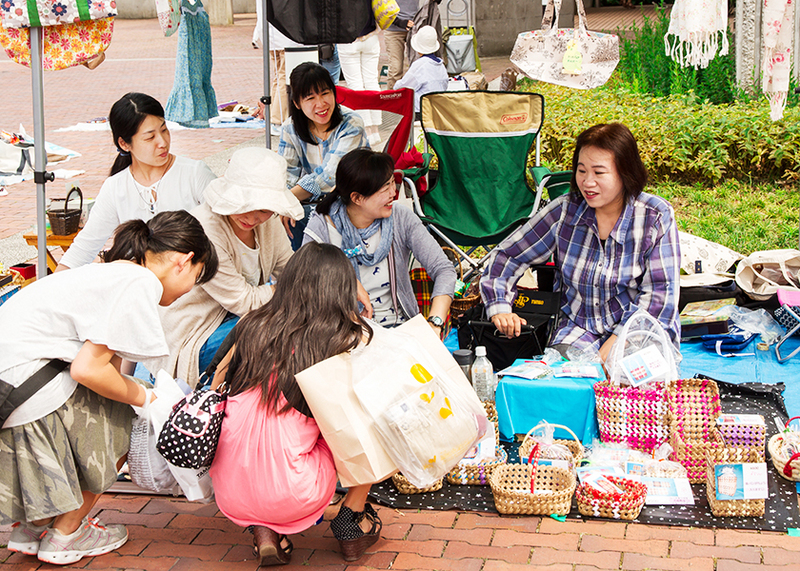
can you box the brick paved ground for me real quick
[2,493,800,570]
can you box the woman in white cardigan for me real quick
[151,147,304,386]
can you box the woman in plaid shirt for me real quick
[481,123,680,364]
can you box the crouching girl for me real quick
[0,210,218,565]
[209,242,382,566]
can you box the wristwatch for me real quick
[427,315,444,328]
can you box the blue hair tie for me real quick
[117,148,130,157]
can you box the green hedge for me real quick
[522,78,800,185]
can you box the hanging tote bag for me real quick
[0,0,116,28]
[155,0,182,36]
[0,18,114,70]
[510,0,619,89]
[372,0,400,30]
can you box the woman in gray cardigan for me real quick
[303,148,455,335]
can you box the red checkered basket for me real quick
[593,380,669,454]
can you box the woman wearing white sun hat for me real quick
[395,25,449,114]
[150,147,304,387]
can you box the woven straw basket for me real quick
[706,448,765,517]
[575,476,647,520]
[718,419,765,457]
[445,247,481,316]
[446,446,508,486]
[667,378,723,482]
[593,380,669,454]
[490,464,575,515]
[518,422,584,471]
[768,431,800,481]
[392,473,443,494]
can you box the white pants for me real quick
[337,35,382,128]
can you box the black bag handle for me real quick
[0,359,69,426]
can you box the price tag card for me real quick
[620,345,669,386]
[715,463,768,500]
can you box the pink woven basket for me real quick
[667,378,723,482]
[594,380,669,454]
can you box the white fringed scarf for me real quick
[665,0,730,69]
[762,0,794,121]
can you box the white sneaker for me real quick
[37,517,128,565]
[7,521,52,556]
[270,124,281,137]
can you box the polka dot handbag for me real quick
[156,385,228,469]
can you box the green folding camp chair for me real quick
[409,90,545,280]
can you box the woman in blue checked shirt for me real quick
[481,123,680,364]
[278,62,369,250]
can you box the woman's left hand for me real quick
[356,280,374,319]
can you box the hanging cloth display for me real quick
[165,0,218,128]
[761,0,794,121]
[664,0,729,69]
[267,0,372,44]
[0,0,116,29]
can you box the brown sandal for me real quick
[330,504,382,562]
[251,526,292,566]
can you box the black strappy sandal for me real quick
[251,525,293,566]
[330,504,382,562]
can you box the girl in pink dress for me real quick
[209,242,382,566]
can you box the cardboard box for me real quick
[679,298,735,340]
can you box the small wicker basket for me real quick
[445,247,481,316]
[446,446,508,486]
[491,464,575,515]
[518,422,584,471]
[594,380,669,454]
[575,476,647,520]
[391,473,443,495]
[706,447,765,517]
[47,187,83,236]
[667,378,723,482]
[768,431,800,481]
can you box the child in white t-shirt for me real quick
[395,26,450,114]
[0,210,218,565]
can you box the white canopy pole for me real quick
[29,26,53,280]
[261,0,272,149]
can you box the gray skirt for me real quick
[0,384,135,524]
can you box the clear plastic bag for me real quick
[643,443,687,478]
[352,325,487,489]
[606,308,679,387]
[521,421,579,471]
[716,305,784,345]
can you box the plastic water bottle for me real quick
[471,346,495,402]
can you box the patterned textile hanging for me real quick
[761,0,794,121]
[664,0,729,69]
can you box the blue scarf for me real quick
[329,199,394,280]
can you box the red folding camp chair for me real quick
[336,86,430,196]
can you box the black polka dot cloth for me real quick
[156,389,227,469]
[369,379,800,532]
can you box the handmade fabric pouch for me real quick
[155,0,182,36]
[510,0,619,89]
[701,327,756,356]
[156,385,228,470]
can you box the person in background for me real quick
[384,0,417,89]
[150,147,302,387]
[338,19,383,147]
[395,25,449,116]
[304,148,454,334]
[278,62,369,250]
[481,123,681,362]
[210,242,383,566]
[1,211,217,565]
[57,92,216,270]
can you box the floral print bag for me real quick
[510,0,618,90]
[0,16,113,70]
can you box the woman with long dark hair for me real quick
[277,62,369,249]
[1,210,218,565]
[209,242,383,565]
[482,123,681,362]
[58,92,217,270]
[304,148,455,334]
